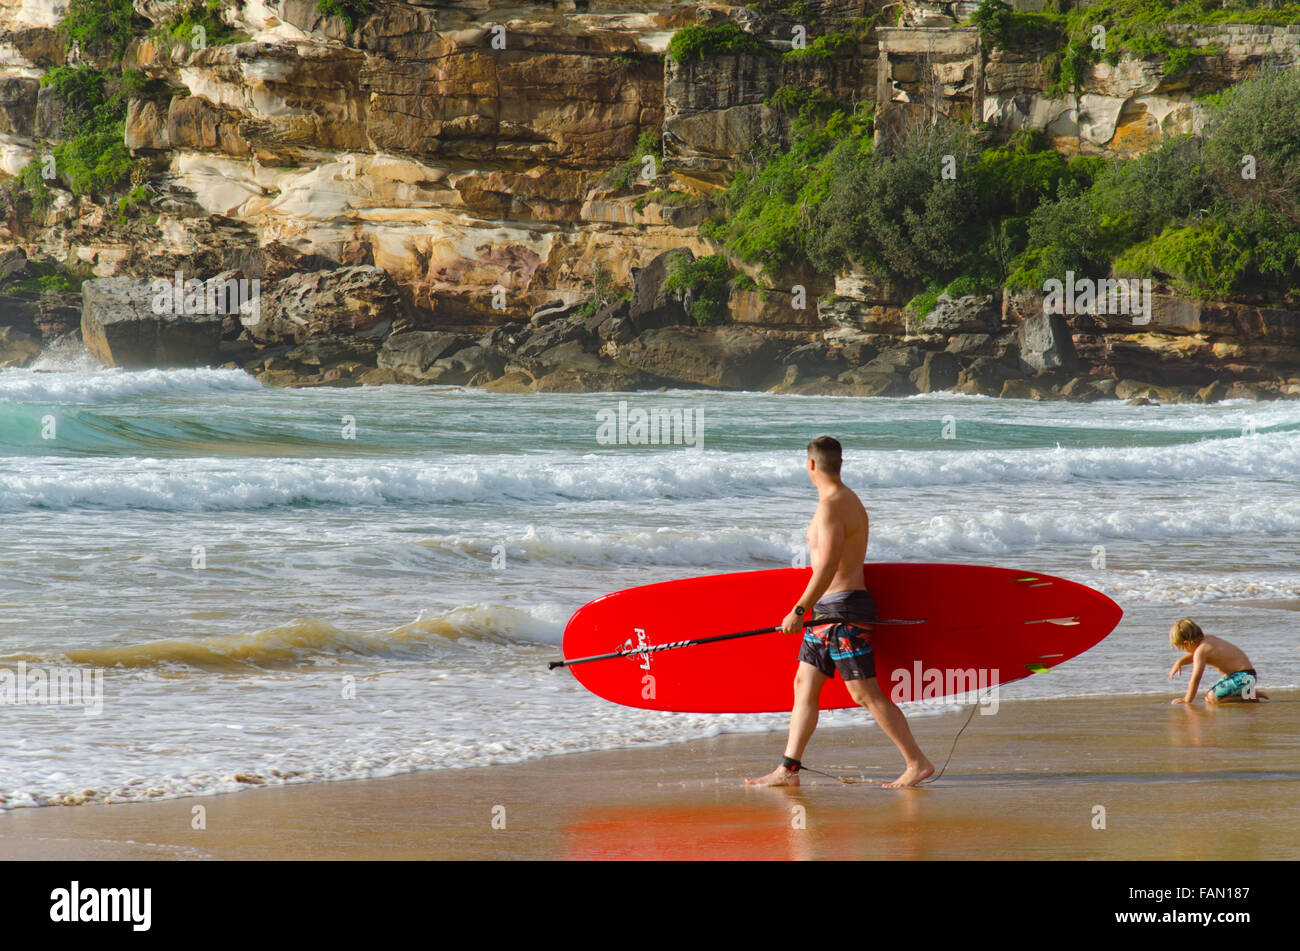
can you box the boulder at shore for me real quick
[81,278,223,369]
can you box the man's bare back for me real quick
[808,484,868,596]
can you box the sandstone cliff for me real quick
[0,0,1297,402]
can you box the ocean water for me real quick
[1,346,1297,809]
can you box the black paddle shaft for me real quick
[547,617,925,670]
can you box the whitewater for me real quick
[0,357,1297,809]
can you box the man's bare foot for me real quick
[882,758,934,788]
[746,765,800,786]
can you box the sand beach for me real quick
[3,691,1295,861]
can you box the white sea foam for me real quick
[0,366,263,404]
[1,429,1295,510]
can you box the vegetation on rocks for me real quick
[606,130,664,190]
[667,24,774,64]
[38,66,142,197]
[704,105,872,277]
[317,0,373,31]
[710,67,1300,306]
[632,189,704,213]
[661,253,740,326]
[4,163,54,221]
[59,0,144,59]
[154,0,246,50]
[577,265,629,319]
[24,0,170,203]
[972,0,1300,96]
[764,84,849,121]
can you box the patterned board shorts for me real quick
[1211,668,1258,699]
[798,589,878,682]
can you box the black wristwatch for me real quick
[793,605,806,617]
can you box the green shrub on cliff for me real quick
[707,105,871,277]
[667,24,773,64]
[607,130,663,190]
[662,253,738,326]
[577,264,628,319]
[1003,68,1300,298]
[155,0,245,50]
[1201,66,1300,226]
[632,189,703,213]
[971,0,1064,47]
[5,162,54,221]
[971,0,1300,97]
[717,63,1300,304]
[317,0,372,31]
[39,66,136,196]
[764,84,848,121]
[1112,224,1251,298]
[807,120,985,284]
[60,0,144,61]
[782,31,855,62]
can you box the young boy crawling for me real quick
[1168,618,1269,705]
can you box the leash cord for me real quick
[803,686,996,786]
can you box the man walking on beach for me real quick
[747,436,934,788]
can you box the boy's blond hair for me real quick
[1170,618,1204,650]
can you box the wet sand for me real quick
[2,690,1297,860]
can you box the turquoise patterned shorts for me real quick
[1211,669,1258,699]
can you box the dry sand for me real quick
[2,691,1296,860]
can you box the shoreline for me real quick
[3,690,1296,860]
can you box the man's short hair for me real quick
[807,436,842,476]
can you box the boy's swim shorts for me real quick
[1211,668,1258,699]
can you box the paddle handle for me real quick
[548,623,787,670]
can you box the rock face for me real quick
[920,294,1000,335]
[4,4,1300,396]
[617,326,782,390]
[1018,312,1078,374]
[377,331,475,380]
[664,3,878,183]
[880,20,1300,156]
[242,267,408,345]
[0,324,40,366]
[81,278,223,368]
[912,350,961,392]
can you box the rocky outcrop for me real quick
[242,266,408,344]
[377,331,475,380]
[1017,311,1078,374]
[2,4,1298,399]
[919,293,1000,335]
[0,324,39,366]
[616,325,783,389]
[81,277,224,368]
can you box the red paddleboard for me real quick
[561,563,1122,713]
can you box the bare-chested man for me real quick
[747,436,934,788]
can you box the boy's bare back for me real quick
[1191,634,1253,676]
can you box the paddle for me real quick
[547,617,926,670]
